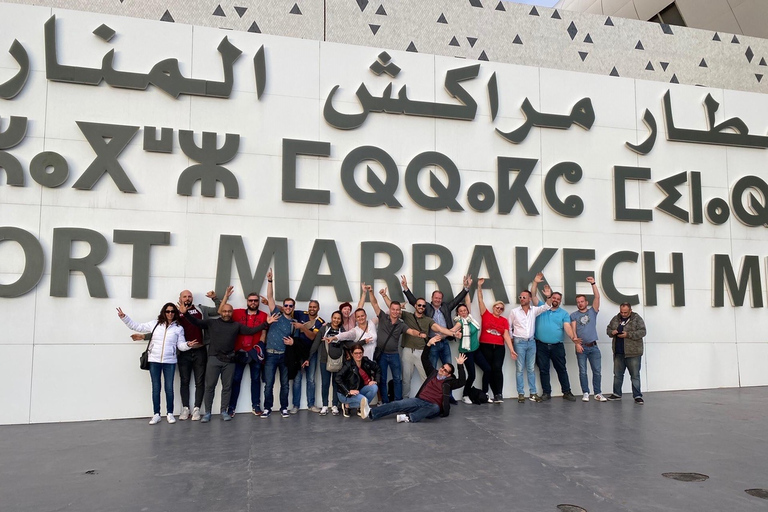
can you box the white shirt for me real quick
[336,319,378,360]
[508,303,550,339]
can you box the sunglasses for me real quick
[247,299,259,302]
[283,304,294,308]
[164,310,175,314]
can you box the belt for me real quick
[582,341,598,348]
[266,349,284,355]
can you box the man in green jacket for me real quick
[605,303,647,404]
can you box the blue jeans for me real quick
[229,357,262,413]
[577,344,602,395]
[263,352,289,410]
[513,337,537,395]
[292,352,317,408]
[378,352,403,403]
[370,397,440,423]
[318,364,340,407]
[337,384,378,408]
[429,339,452,368]
[148,362,175,415]
[613,354,642,398]
[535,341,571,395]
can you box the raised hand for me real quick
[456,353,467,365]
[267,268,273,281]
[534,272,544,283]
[177,301,188,314]
[463,274,473,288]
[267,313,280,324]
[400,275,408,290]
[477,277,485,287]
[224,285,234,298]
[379,287,388,296]
[206,290,216,299]
[586,276,595,285]
[116,307,125,318]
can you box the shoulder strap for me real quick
[146,322,160,352]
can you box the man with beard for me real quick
[534,287,578,402]
[218,287,268,417]
[175,290,221,421]
[289,300,323,414]
[605,303,647,404]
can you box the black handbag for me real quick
[139,323,160,370]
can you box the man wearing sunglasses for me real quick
[261,268,297,418]
[368,337,467,423]
[384,292,461,399]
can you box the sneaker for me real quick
[280,408,290,418]
[260,409,271,418]
[179,407,190,421]
[517,394,525,403]
[634,397,644,405]
[462,396,473,405]
[331,406,340,416]
[529,394,542,402]
[487,396,495,404]
[319,406,328,416]
[222,412,232,422]
[582,393,590,402]
[200,413,211,423]
[493,394,504,403]
[606,394,622,401]
[309,405,322,413]
[396,414,411,423]
[227,409,236,418]
[563,391,577,402]
[342,404,350,418]
[540,393,552,401]
[288,406,299,415]
[595,394,608,402]
[149,413,161,425]
[252,408,262,416]
[359,396,371,419]
[166,413,176,424]
[191,407,201,421]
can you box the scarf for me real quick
[455,314,480,351]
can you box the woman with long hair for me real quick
[334,343,380,418]
[310,310,345,416]
[117,303,200,424]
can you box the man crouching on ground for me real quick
[367,337,466,423]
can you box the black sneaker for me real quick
[606,394,622,401]
[634,397,644,405]
[562,391,576,402]
[493,394,504,403]
[540,393,551,401]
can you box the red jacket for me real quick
[232,309,267,351]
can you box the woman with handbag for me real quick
[310,310,345,416]
[117,303,200,425]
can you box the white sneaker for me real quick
[191,407,201,421]
[462,396,473,405]
[359,396,371,419]
[396,414,410,423]
[319,406,328,416]
[179,407,190,420]
[166,413,176,424]
[331,406,340,416]
[595,394,608,402]
[149,413,161,425]
[582,393,590,402]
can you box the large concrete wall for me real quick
[2,2,768,424]
[6,0,768,94]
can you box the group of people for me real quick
[117,269,647,425]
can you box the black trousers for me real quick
[177,348,207,408]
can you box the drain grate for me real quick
[745,489,768,499]
[557,505,587,512]
[662,472,709,482]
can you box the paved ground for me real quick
[2,387,767,512]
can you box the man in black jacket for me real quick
[401,274,472,369]
[368,339,466,423]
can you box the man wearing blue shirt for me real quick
[261,268,295,418]
[535,290,577,401]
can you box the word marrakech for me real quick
[1,230,763,308]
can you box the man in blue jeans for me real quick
[508,272,551,403]
[261,268,295,418]
[368,339,466,423]
[570,277,608,402]
[605,303,646,404]
[366,286,408,403]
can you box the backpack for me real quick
[468,387,488,405]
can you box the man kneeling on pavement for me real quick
[366,336,466,423]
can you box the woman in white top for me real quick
[117,302,200,425]
[333,308,378,360]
